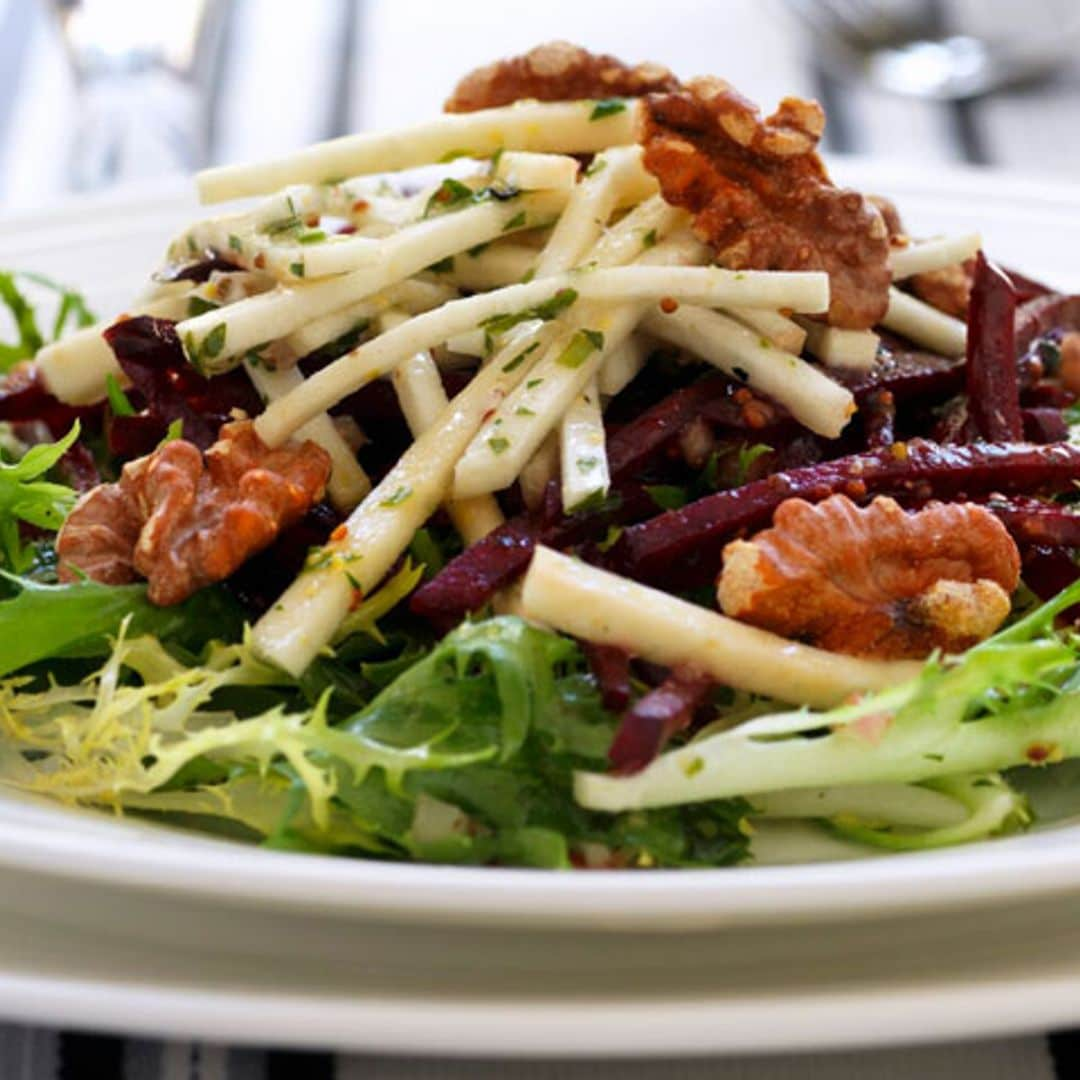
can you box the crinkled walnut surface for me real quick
[639,77,890,329]
[444,40,679,113]
[57,421,330,605]
[718,494,1020,659]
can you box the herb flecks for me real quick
[379,485,413,508]
[479,288,578,352]
[589,98,627,121]
[556,329,604,369]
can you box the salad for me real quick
[1,41,1080,869]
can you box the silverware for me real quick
[782,0,1080,99]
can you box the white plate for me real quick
[2,161,1080,1054]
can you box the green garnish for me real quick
[555,329,603,369]
[488,436,510,455]
[589,98,627,121]
[104,374,135,417]
[379,485,413,508]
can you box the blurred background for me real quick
[1,0,1079,212]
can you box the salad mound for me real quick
[1,43,1080,868]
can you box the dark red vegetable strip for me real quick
[1021,545,1080,609]
[410,519,537,625]
[105,316,261,451]
[836,343,964,406]
[1022,407,1068,445]
[613,440,1080,589]
[966,252,1021,441]
[608,670,713,775]
[0,363,99,436]
[977,496,1080,548]
[158,255,240,284]
[1001,266,1054,304]
[606,373,733,480]
[411,482,659,624]
[1015,293,1080,356]
[862,389,895,449]
[584,643,633,712]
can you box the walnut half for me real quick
[717,495,1020,659]
[639,78,890,329]
[57,421,330,605]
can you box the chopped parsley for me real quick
[290,262,306,278]
[437,147,475,163]
[298,230,327,245]
[201,323,227,360]
[487,436,510,455]
[556,328,604,369]
[426,255,456,274]
[584,157,607,179]
[502,210,527,232]
[186,295,220,318]
[589,98,627,121]
[479,288,578,351]
[526,378,544,389]
[379,485,413,508]
[501,342,540,373]
[227,234,243,253]
[515,406,536,417]
[642,228,658,250]
[575,456,599,473]
[423,178,520,219]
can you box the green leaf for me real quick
[644,484,688,511]
[479,288,578,349]
[0,575,246,677]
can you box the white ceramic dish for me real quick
[2,161,1080,1054]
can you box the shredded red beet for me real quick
[613,440,1080,589]
[1015,293,1080,356]
[966,252,1021,441]
[584,643,633,712]
[1022,407,1069,444]
[978,496,1080,548]
[608,670,713,775]
[104,316,261,453]
[0,363,99,437]
[862,389,895,448]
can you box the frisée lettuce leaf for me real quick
[0,615,751,868]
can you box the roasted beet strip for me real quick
[1022,545,1080,606]
[1022,407,1069,444]
[608,671,713,775]
[862,389,895,448]
[613,440,1080,589]
[966,252,1021,442]
[1015,293,1080,357]
[105,316,261,451]
[411,482,659,624]
[584,643,633,712]
[606,373,734,479]
[0,363,99,436]
[978,496,1080,548]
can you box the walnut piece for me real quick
[717,494,1020,659]
[1059,332,1080,395]
[444,41,679,113]
[639,78,890,329]
[910,260,974,320]
[57,421,330,605]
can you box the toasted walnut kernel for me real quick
[639,78,890,329]
[444,41,679,113]
[57,421,330,605]
[717,494,1020,659]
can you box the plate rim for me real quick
[2,161,1080,935]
